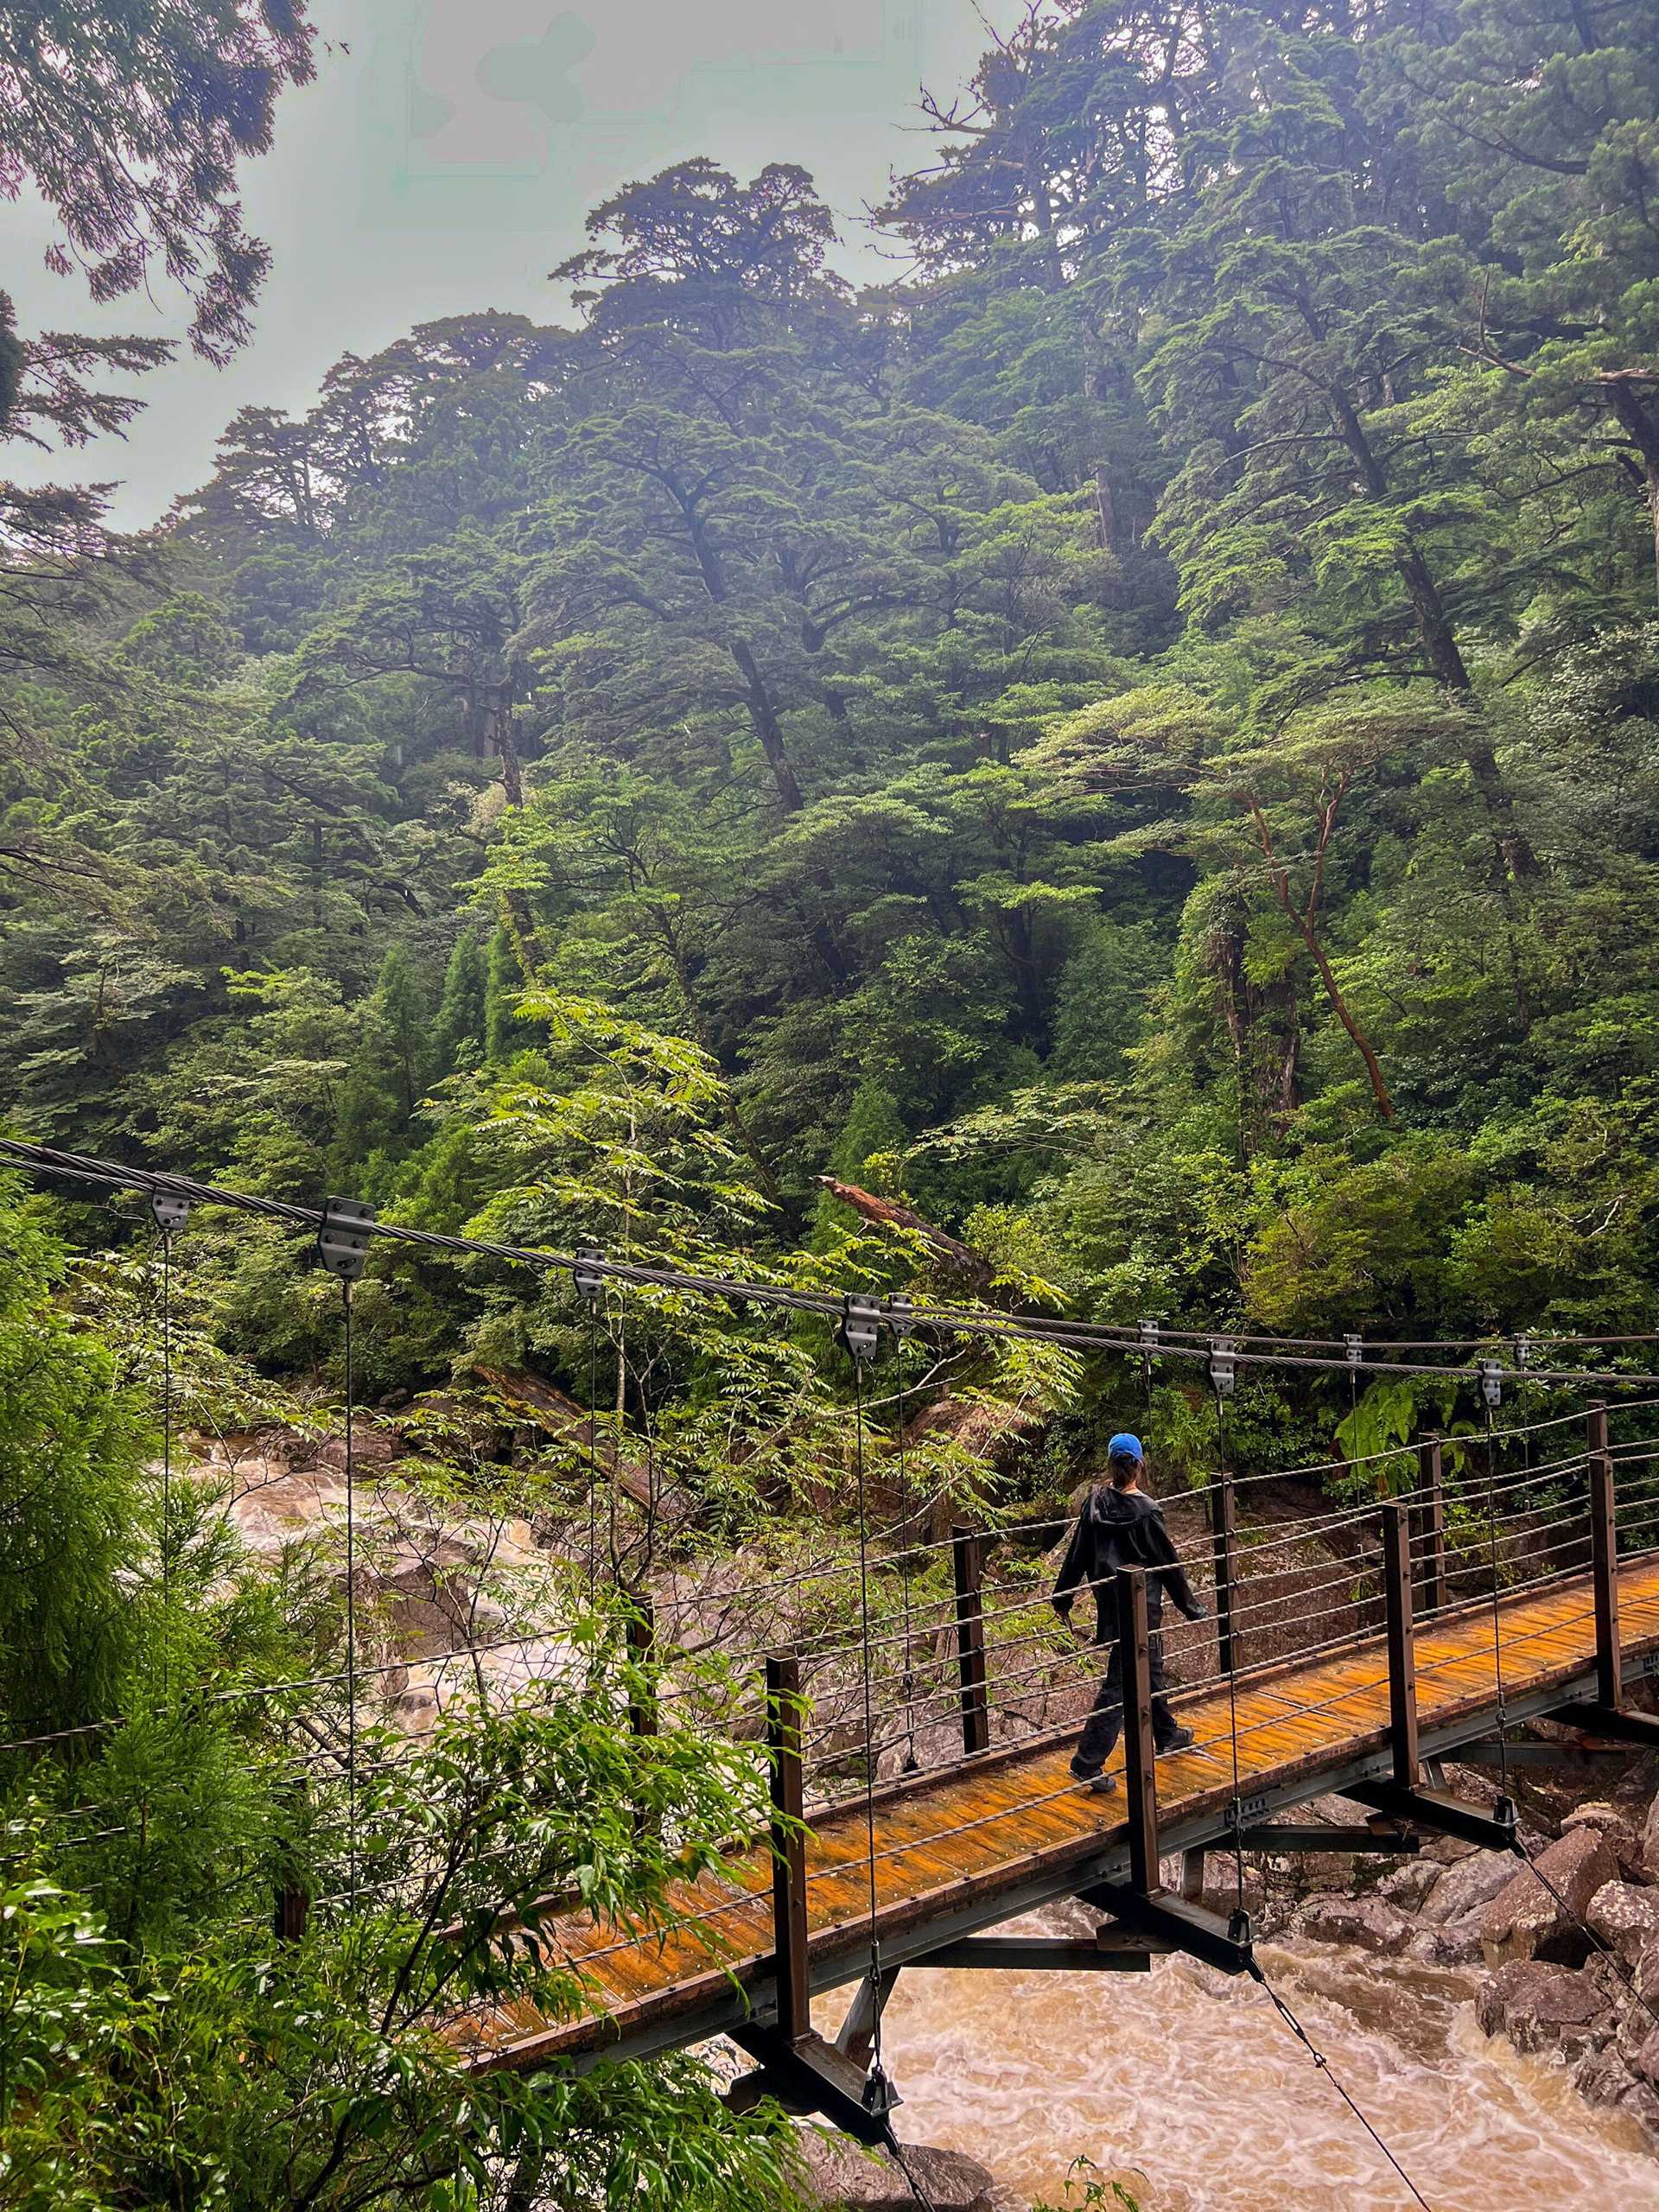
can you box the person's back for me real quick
[1054,1457,1200,1639]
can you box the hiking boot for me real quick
[1087,1770,1119,1796]
[1157,1726,1196,1755]
[1068,1754,1103,1782]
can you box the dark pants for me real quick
[1074,1617,1179,1773]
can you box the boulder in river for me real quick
[1586,1878,1659,1967]
[1479,1827,1616,1967]
[1475,1959,1614,2063]
[792,2130,1005,2209]
[1561,1802,1645,1881]
[1573,2042,1659,2146]
[1292,1891,1417,1956]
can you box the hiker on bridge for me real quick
[1053,1433,1205,1793]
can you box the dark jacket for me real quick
[1052,1484,1204,1639]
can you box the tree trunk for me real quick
[1605,378,1659,608]
[1326,385,1541,876]
[729,639,805,812]
[1251,802,1394,1122]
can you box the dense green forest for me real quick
[6,0,1659,2203]
[10,0,1659,1390]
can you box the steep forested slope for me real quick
[6,0,1659,1437]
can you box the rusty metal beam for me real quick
[1382,1500,1419,1789]
[1344,1780,1517,1852]
[953,1525,990,1758]
[766,1651,810,2046]
[915,1937,1154,1973]
[1117,1566,1159,1896]
[1588,1403,1621,1712]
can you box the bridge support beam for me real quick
[1077,1881,1255,1976]
[1414,1434,1448,1616]
[627,1597,657,1836]
[727,2025,894,2146]
[1211,1470,1237,1678]
[915,1937,1155,1973]
[1117,1566,1159,1896]
[834,1965,899,2068]
[1541,1704,1659,1747]
[953,1526,990,1757]
[766,1652,811,2047]
[1344,1781,1517,1853]
[1382,1500,1419,1789]
[1588,1402,1621,1713]
[1455,1738,1633,1774]
[1231,1823,1420,1855]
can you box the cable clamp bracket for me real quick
[315,1195,376,1282]
[1209,1337,1236,1397]
[1478,1358,1504,1408]
[572,1245,605,1303]
[883,1293,914,1338]
[838,1292,882,1364]
[861,2056,902,2118]
[1344,1332,1363,1369]
[150,1189,190,1236]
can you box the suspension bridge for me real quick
[450,1422,1659,2123]
[9,1137,1659,2195]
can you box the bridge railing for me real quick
[677,1396,1659,1824]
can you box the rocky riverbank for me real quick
[1281,1747,1659,2151]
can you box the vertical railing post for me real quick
[952,1524,990,1757]
[766,1652,810,2045]
[1211,1466,1237,1677]
[626,1597,657,1836]
[273,1781,309,1945]
[1587,1402,1622,1713]
[1382,1502,1419,1789]
[273,1878,310,1947]
[626,1597,657,1743]
[1116,1567,1160,1897]
[1414,1433,1447,1616]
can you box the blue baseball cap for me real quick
[1108,1432,1145,1462]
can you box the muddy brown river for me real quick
[846,1915,1656,2209]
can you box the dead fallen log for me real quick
[813,1178,995,1293]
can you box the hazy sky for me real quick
[8,0,1010,531]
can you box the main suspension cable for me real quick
[13,1137,1659,1390]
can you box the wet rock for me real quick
[1292,1892,1415,1955]
[1374,1857,1443,1914]
[1572,2042,1659,2145]
[1480,1827,1615,1967]
[1643,1790,1659,1882]
[315,1421,400,1473]
[1476,1959,1613,2063]
[793,2131,1001,2209]
[1586,1879,1659,1967]
[1413,1850,1527,1965]
[1630,2029,1659,2092]
[1415,1848,1519,1926]
[1561,1802,1644,1880]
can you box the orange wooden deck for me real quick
[456,1556,1659,2073]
